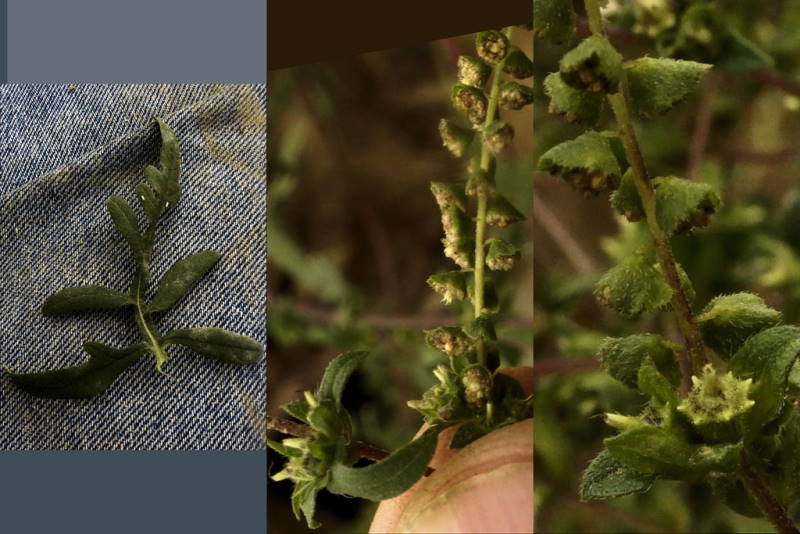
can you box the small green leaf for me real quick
[579,449,656,501]
[610,169,644,221]
[7,342,147,399]
[502,46,533,80]
[438,118,475,158]
[533,0,575,44]
[697,293,782,357]
[42,285,133,316]
[543,72,603,125]
[106,196,144,259]
[317,351,368,407]
[538,131,621,196]
[485,193,525,227]
[148,250,223,312]
[638,356,679,406]
[626,57,712,118]
[327,426,444,500]
[710,474,762,518]
[729,326,800,439]
[426,270,468,304]
[560,36,624,94]
[689,443,743,474]
[594,251,673,317]
[155,118,181,204]
[282,399,311,424]
[163,327,264,365]
[450,421,489,449]
[485,238,520,271]
[292,481,322,529]
[135,183,160,223]
[654,176,720,236]
[605,425,694,478]
[598,334,679,390]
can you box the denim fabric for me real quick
[0,84,266,450]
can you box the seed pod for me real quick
[486,238,521,271]
[457,55,491,88]
[425,326,473,356]
[427,270,469,304]
[475,30,509,65]
[498,80,534,110]
[430,181,468,212]
[559,35,624,94]
[503,46,534,79]
[482,121,515,154]
[451,84,488,125]
[438,118,475,158]
[461,366,492,410]
[486,193,525,226]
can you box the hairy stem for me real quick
[740,454,800,534]
[584,0,706,376]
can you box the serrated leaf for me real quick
[543,72,603,125]
[42,285,133,316]
[538,131,621,196]
[163,327,264,365]
[638,356,679,406]
[148,250,222,312]
[560,35,624,93]
[533,0,575,44]
[610,168,644,221]
[598,334,679,390]
[327,426,443,500]
[7,342,147,399]
[729,326,800,439]
[106,196,144,259]
[605,426,695,478]
[317,351,369,407]
[595,251,672,316]
[696,293,782,358]
[626,57,711,118]
[579,449,656,501]
[654,176,720,236]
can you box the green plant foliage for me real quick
[544,72,604,125]
[579,449,656,501]
[8,120,263,398]
[626,57,712,118]
[677,364,755,426]
[597,334,679,389]
[594,251,673,316]
[610,168,644,221]
[533,0,576,45]
[560,36,624,94]
[537,131,621,196]
[696,293,782,357]
[654,176,720,236]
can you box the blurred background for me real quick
[534,1,800,532]
[268,28,533,533]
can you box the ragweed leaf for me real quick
[155,118,181,204]
[626,57,712,118]
[580,449,656,501]
[42,285,133,316]
[317,351,369,407]
[106,196,144,259]
[327,426,444,500]
[533,0,576,44]
[7,342,148,399]
[538,131,621,196]
[696,292,782,357]
[598,334,679,390]
[605,425,695,478]
[654,176,720,236]
[544,72,603,125]
[610,169,644,221]
[135,183,160,224]
[560,36,624,93]
[148,250,223,312]
[594,251,672,316]
[163,327,264,365]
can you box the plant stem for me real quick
[740,454,800,534]
[584,0,707,376]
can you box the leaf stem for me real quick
[740,454,800,534]
[584,0,707,376]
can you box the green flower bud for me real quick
[408,364,465,423]
[430,181,468,212]
[498,80,534,110]
[451,84,488,125]
[502,46,534,79]
[475,30,509,65]
[482,121,515,154]
[486,238,521,271]
[461,365,492,410]
[438,118,475,158]
[427,270,468,304]
[457,55,491,88]
[486,193,525,226]
[677,364,755,426]
[425,326,473,356]
[605,413,647,432]
[559,35,624,94]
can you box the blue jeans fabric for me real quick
[0,84,266,450]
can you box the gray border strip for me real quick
[0,0,6,82]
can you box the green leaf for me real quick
[42,285,133,316]
[106,196,144,259]
[135,183,161,224]
[317,351,369,406]
[7,342,147,399]
[148,250,223,312]
[538,131,621,196]
[626,57,712,118]
[292,481,322,529]
[155,118,181,205]
[533,0,575,45]
[502,46,534,80]
[560,35,624,94]
[689,443,743,474]
[654,176,720,236]
[579,449,656,501]
[163,327,264,365]
[485,238,520,271]
[604,425,694,478]
[327,426,443,500]
[729,326,800,439]
[638,356,679,406]
[543,72,603,125]
[598,334,678,390]
[697,293,782,357]
[610,168,644,221]
[282,399,311,424]
[486,193,525,227]
[710,474,762,518]
[594,251,672,317]
[450,421,489,449]
[776,410,800,514]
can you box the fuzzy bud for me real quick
[427,270,468,304]
[451,84,488,125]
[486,238,521,271]
[502,46,534,79]
[438,118,475,158]
[483,121,515,154]
[430,181,468,212]
[457,55,491,88]
[475,30,509,65]
[440,205,473,268]
[407,365,464,423]
[486,193,525,227]
[461,366,492,410]
[424,326,473,357]
[466,167,495,197]
[559,35,624,94]
[498,80,534,110]
[677,365,755,427]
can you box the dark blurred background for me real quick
[267,28,533,533]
